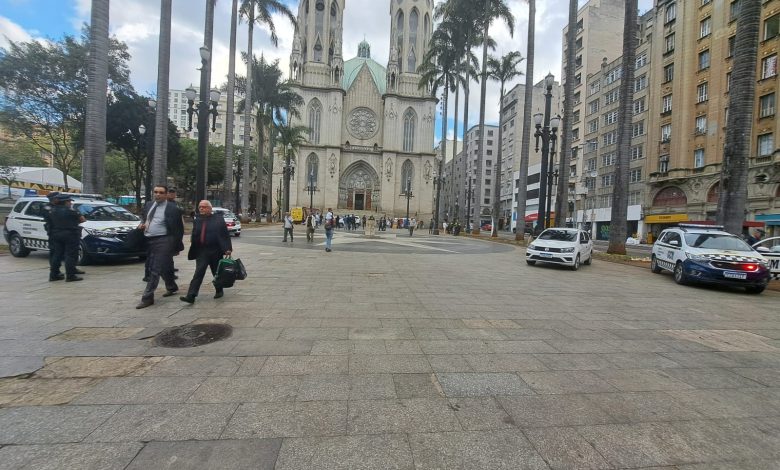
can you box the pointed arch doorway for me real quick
[339,161,380,211]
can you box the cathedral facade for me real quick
[287,0,438,218]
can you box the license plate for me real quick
[540,253,553,258]
[723,271,747,280]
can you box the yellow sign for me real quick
[291,207,304,223]
[645,213,689,223]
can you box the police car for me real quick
[650,224,771,294]
[3,195,145,265]
[752,236,780,281]
[212,207,241,237]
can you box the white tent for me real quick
[1,167,82,198]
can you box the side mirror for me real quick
[669,240,679,247]
[756,246,770,253]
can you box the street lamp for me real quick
[282,143,295,213]
[465,175,473,233]
[433,154,443,234]
[138,124,148,201]
[534,72,559,234]
[545,162,560,228]
[404,176,413,225]
[307,168,316,213]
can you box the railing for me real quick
[344,143,382,153]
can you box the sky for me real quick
[0,0,653,142]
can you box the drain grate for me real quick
[152,324,233,348]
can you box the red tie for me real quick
[200,219,207,244]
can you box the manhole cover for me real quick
[152,324,233,348]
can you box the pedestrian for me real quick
[48,194,85,282]
[324,207,335,252]
[305,210,316,242]
[136,185,184,309]
[409,217,416,237]
[362,215,367,228]
[144,187,182,282]
[283,211,294,242]
[429,219,434,234]
[180,200,232,303]
[747,228,765,246]
[43,192,60,276]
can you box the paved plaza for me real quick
[0,225,779,469]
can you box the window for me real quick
[760,93,775,118]
[602,152,616,167]
[661,124,672,142]
[694,149,705,168]
[765,14,779,41]
[589,80,601,96]
[697,82,708,103]
[729,0,740,22]
[727,36,735,58]
[662,94,673,113]
[632,121,645,138]
[605,67,622,84]
[484,188,491,196]
[584,177,596,190]
[587,100,600,115]
[401,159,414,192]
[603,131,617,146]
[701,0,711,5]
[631,145,644,160]
[483,198,490,204]
[659,155,670,173]
[665,33,675,54]
[308,99,322,144]
[726,72,732,92]
[665,2,676,23]
[605,89,620,105]
[628,191,642,206]
[586,140,599,153]
[601,173,615,187]
[698,49,710,70]
[695,115,707,134]
[664,63,674,82]
[488,130,494,136]
[485,170,491,176]
[635,52,647,69]
[762,54,777,79]
[486,150,493,156]
[487,140,493,145]
[588,119,599,133]
[634,97,646,114]
[629,168,642,183]
[403,109,416,152]
[700,17,711,38]
[486,160,492,167]
[758,133,774,156]
[634,74,647,92]
[604,111,618,125]
[599,195,612,208]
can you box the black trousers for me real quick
[50,232,79,276]
[283,227,294,241]
[142,236,178,302]
[186,250,222,297]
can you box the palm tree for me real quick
[717,0,761,235]
[223,0,239,210]
[554,0,577,228]
[152,0,172,188]
[488,51,524,237]
[276,124,309,213]
[515,0,534,241]
[83,0,110,194]
[606,0,638,255]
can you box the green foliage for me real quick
[169,140,255,203]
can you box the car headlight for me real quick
[685,252,709,261]
[85,227,117,237]
[560,247,575,253]
[528,244,536,250]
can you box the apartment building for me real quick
[435,139,462,223]
[644,0,780,238]
[168,88,258,149]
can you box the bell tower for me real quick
[290,0,344,87]
[387,0,432,96]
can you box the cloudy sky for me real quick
[1,0,653,141]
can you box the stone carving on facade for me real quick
[328,96,341,115]
[385,103,397,120]
[328,154,337,178]
[385,158,393,181]
[423,160,433,182]
[423,109,433,124]
[347,107,378,139]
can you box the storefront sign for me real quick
[644,214,689,223]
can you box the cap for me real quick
[57,194,74,202]
[46,191,60,200]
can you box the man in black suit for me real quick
[136,185,184,309]
[180,200,232,303]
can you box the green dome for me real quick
[343,56,387,95]
[357,40,371,58]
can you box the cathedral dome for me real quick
[343,44,387,94]
[357,40,371,58]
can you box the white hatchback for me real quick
[212,207,241,237]
[526,228,594,270]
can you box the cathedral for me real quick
[286,0,437,218]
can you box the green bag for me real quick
[213,257,237,289]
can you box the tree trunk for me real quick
[555,0,577,227]
[515,0,534,241]
[153,0,172,187]
[223,0,238,209]
[460,57,471,225]
[83,0,110,194]
[473,0,490,235]
[435,79,448,234]
[607,0,638,255]
[241,1,254,218]
[717,0,760,235]
[451,77,460,223]
[491,82,505,237]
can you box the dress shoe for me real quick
[65,275,83,282]
[49,273,65,281]
[74,269,85,275]
[162,290,178,297]
[142,277,149,282]
[213,290,224,299]
[325,248,331,252]
[135,300,154,309]
[179,295,195,304]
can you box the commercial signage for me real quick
[644,213,689,223]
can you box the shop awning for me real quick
[755,214,780,226]
[687,220,766,228]
[524,212,555,222]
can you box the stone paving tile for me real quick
[296,374,351,401]
[448,397,515,431]
[662,367,767,389]
[87,403,236,442]
[436,373,534,397]
[188,376,300,403]
[48,327,144,341]
[663,388,780,418]
[144,340,241,357]
[231,340,313,356]
[533,353,614,371]
[487,340,560,354]
[730,367,780,387]
[523,426,613,470]
[443,328,508,340]
[427,354,473,372]
[234,357,269,376]
[552,328,621,341]
[384,340,423,354]
[321,319,382,328]
[347,398,461,434]
[310,340,387,355]
[35,356,161,378]
[279,327,349,340]
[275,434,414,470]
[599,353,683,370]
[258,355,349,375]
[411,328,449,340]
[677,460,780,470]
[657,352,743,368]
[593,369,695,392]
[392,373,444,398]
[0,377,99,406]
[349,327,415,340]
[498,395,615,428]
[73,377,204,404]
[349,355,432,374]
[143,356,242,377]
[464,354,547,372]
[543,340,621,354]
[408,429,549,470]
[221,401,348,439]
[0,442,143,470]
[519,371,618,395]
[0,405,120,444]
[501,329,566,341]
[585,391,707,423]
[229,328,283,341]
[347,374,397,400]
[124,439,281,470]
[419,340,493,355]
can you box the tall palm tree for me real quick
[515,0,534,241]
[223,0,239,209]
[717,0,761,234]
[554,0,577,228]
[83,0,110,194]
[488,51,524,237]
[606,0,638,255]
[153,0,172,188]
[276,124,309,213]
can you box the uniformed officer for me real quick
[49,194,85,282]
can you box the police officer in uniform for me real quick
[49,194,85,282]
[43,192,60,271]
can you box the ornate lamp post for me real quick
[282,143,295,213]
[534,72,560,234]
[404,176,412,224]
[465,175,473,233]
[433,154,443,235]
[307,169,316,212]
[545,163,560,228]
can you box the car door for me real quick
[579,231,592,259]
[20,201,48,248]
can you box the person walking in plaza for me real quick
[409,217,416,237]
[180,201,232,303]
[48,194,85,282]
[283,212,294,242]
[144,187,182,282]
[429,219,434,234]
[324,208,335,252]
[136,185,183,309]
[305,210,316,243]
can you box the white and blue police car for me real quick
[650,224,771,294]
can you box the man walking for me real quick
[324,208,335,252]
[283,212,294,242]
[305,210,316,243]
[136,185,183,309]
[48,194,85,282]
[409,217,416,237]
[180,201,232,303]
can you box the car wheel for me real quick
[673,261,688,285]
[235,232,240,237]
[526,260,536,266]
[651,255,663,273]
[571,254,580,271]
[583,252,592,265]
[77,241,92,266]
[8,234,30,257]
[745,285,766,294]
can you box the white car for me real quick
[752,236,780,281]
[651,224,770,293]
[212,208,241,237]
[526,228,593,270]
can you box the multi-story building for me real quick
[435,139,462,223]
[644,0,780,238]
[462,124,499,226]
[167,88,258,149]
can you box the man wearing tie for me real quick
[136,185,184,309]
[180,200,232,303]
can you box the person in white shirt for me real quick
[304,212,316,243]
[324,208,335,252]
[409,217,417,237]
[283,212,294,243]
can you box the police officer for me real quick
[49,194,85,282]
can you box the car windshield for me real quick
[74,203,140,222]
[538,229,577,242]
[683,233,752,252]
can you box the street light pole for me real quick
[405,176,412,223]
[308,169,315,212]
[433,155,443,235]
[545,165,559,228]
[534,72,560,234]
[465,176,473,233]
[283,143,293,213]
[139,124,148,201]
[186,74,221,202]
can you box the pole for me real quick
[466,177,472,233]
[195,0,215,203]
[283,148,292,213]
[545,168,554,228]
[433,159,442,235]
[537,86,552,233]
[309,172,314,211]
[405,177,411,223]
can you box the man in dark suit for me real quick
[180,200,232,303]
[136,185,184,309]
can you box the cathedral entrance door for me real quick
[338,160,380,212]
[354,193,365,210]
